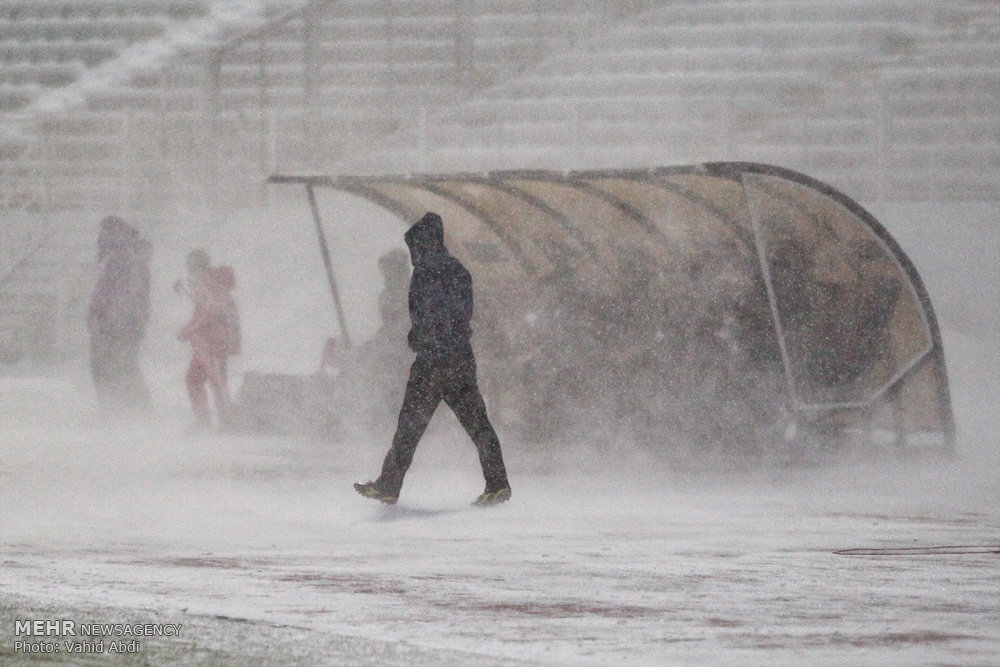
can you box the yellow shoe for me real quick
[354,481,398,505]
[472,487,511,507]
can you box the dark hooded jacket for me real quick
[404,213,474,358]
[87,217,151,341]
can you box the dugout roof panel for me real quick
[269,162,955,451]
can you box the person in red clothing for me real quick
[177,249,241,430]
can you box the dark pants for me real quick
[90,333,149,411]
[378,351,508,496]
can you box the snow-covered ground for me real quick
[0,316,997,664]
[2,0,998,661]
[2,191,999,664]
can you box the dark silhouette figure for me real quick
[355,213,511,506]
[87,216,151,411]
[376,248,411,334]
[364,248,415,434]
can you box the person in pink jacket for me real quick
[178,249,240,430]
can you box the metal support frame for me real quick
[306,183,352,348]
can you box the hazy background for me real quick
[1,1,998,663]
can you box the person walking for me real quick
[177,249,240,431]
[355,212,511,506]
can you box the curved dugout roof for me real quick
[270,162,955,450]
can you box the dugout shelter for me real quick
[268,163,955,458]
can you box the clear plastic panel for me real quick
[743,173,933,408]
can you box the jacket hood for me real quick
[404,212,446,259]
[98,216,138,260]
[205,266,236,292]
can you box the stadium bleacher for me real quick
[0,0,210,98]
[350,0,1000,203]
[0,0,998,360]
